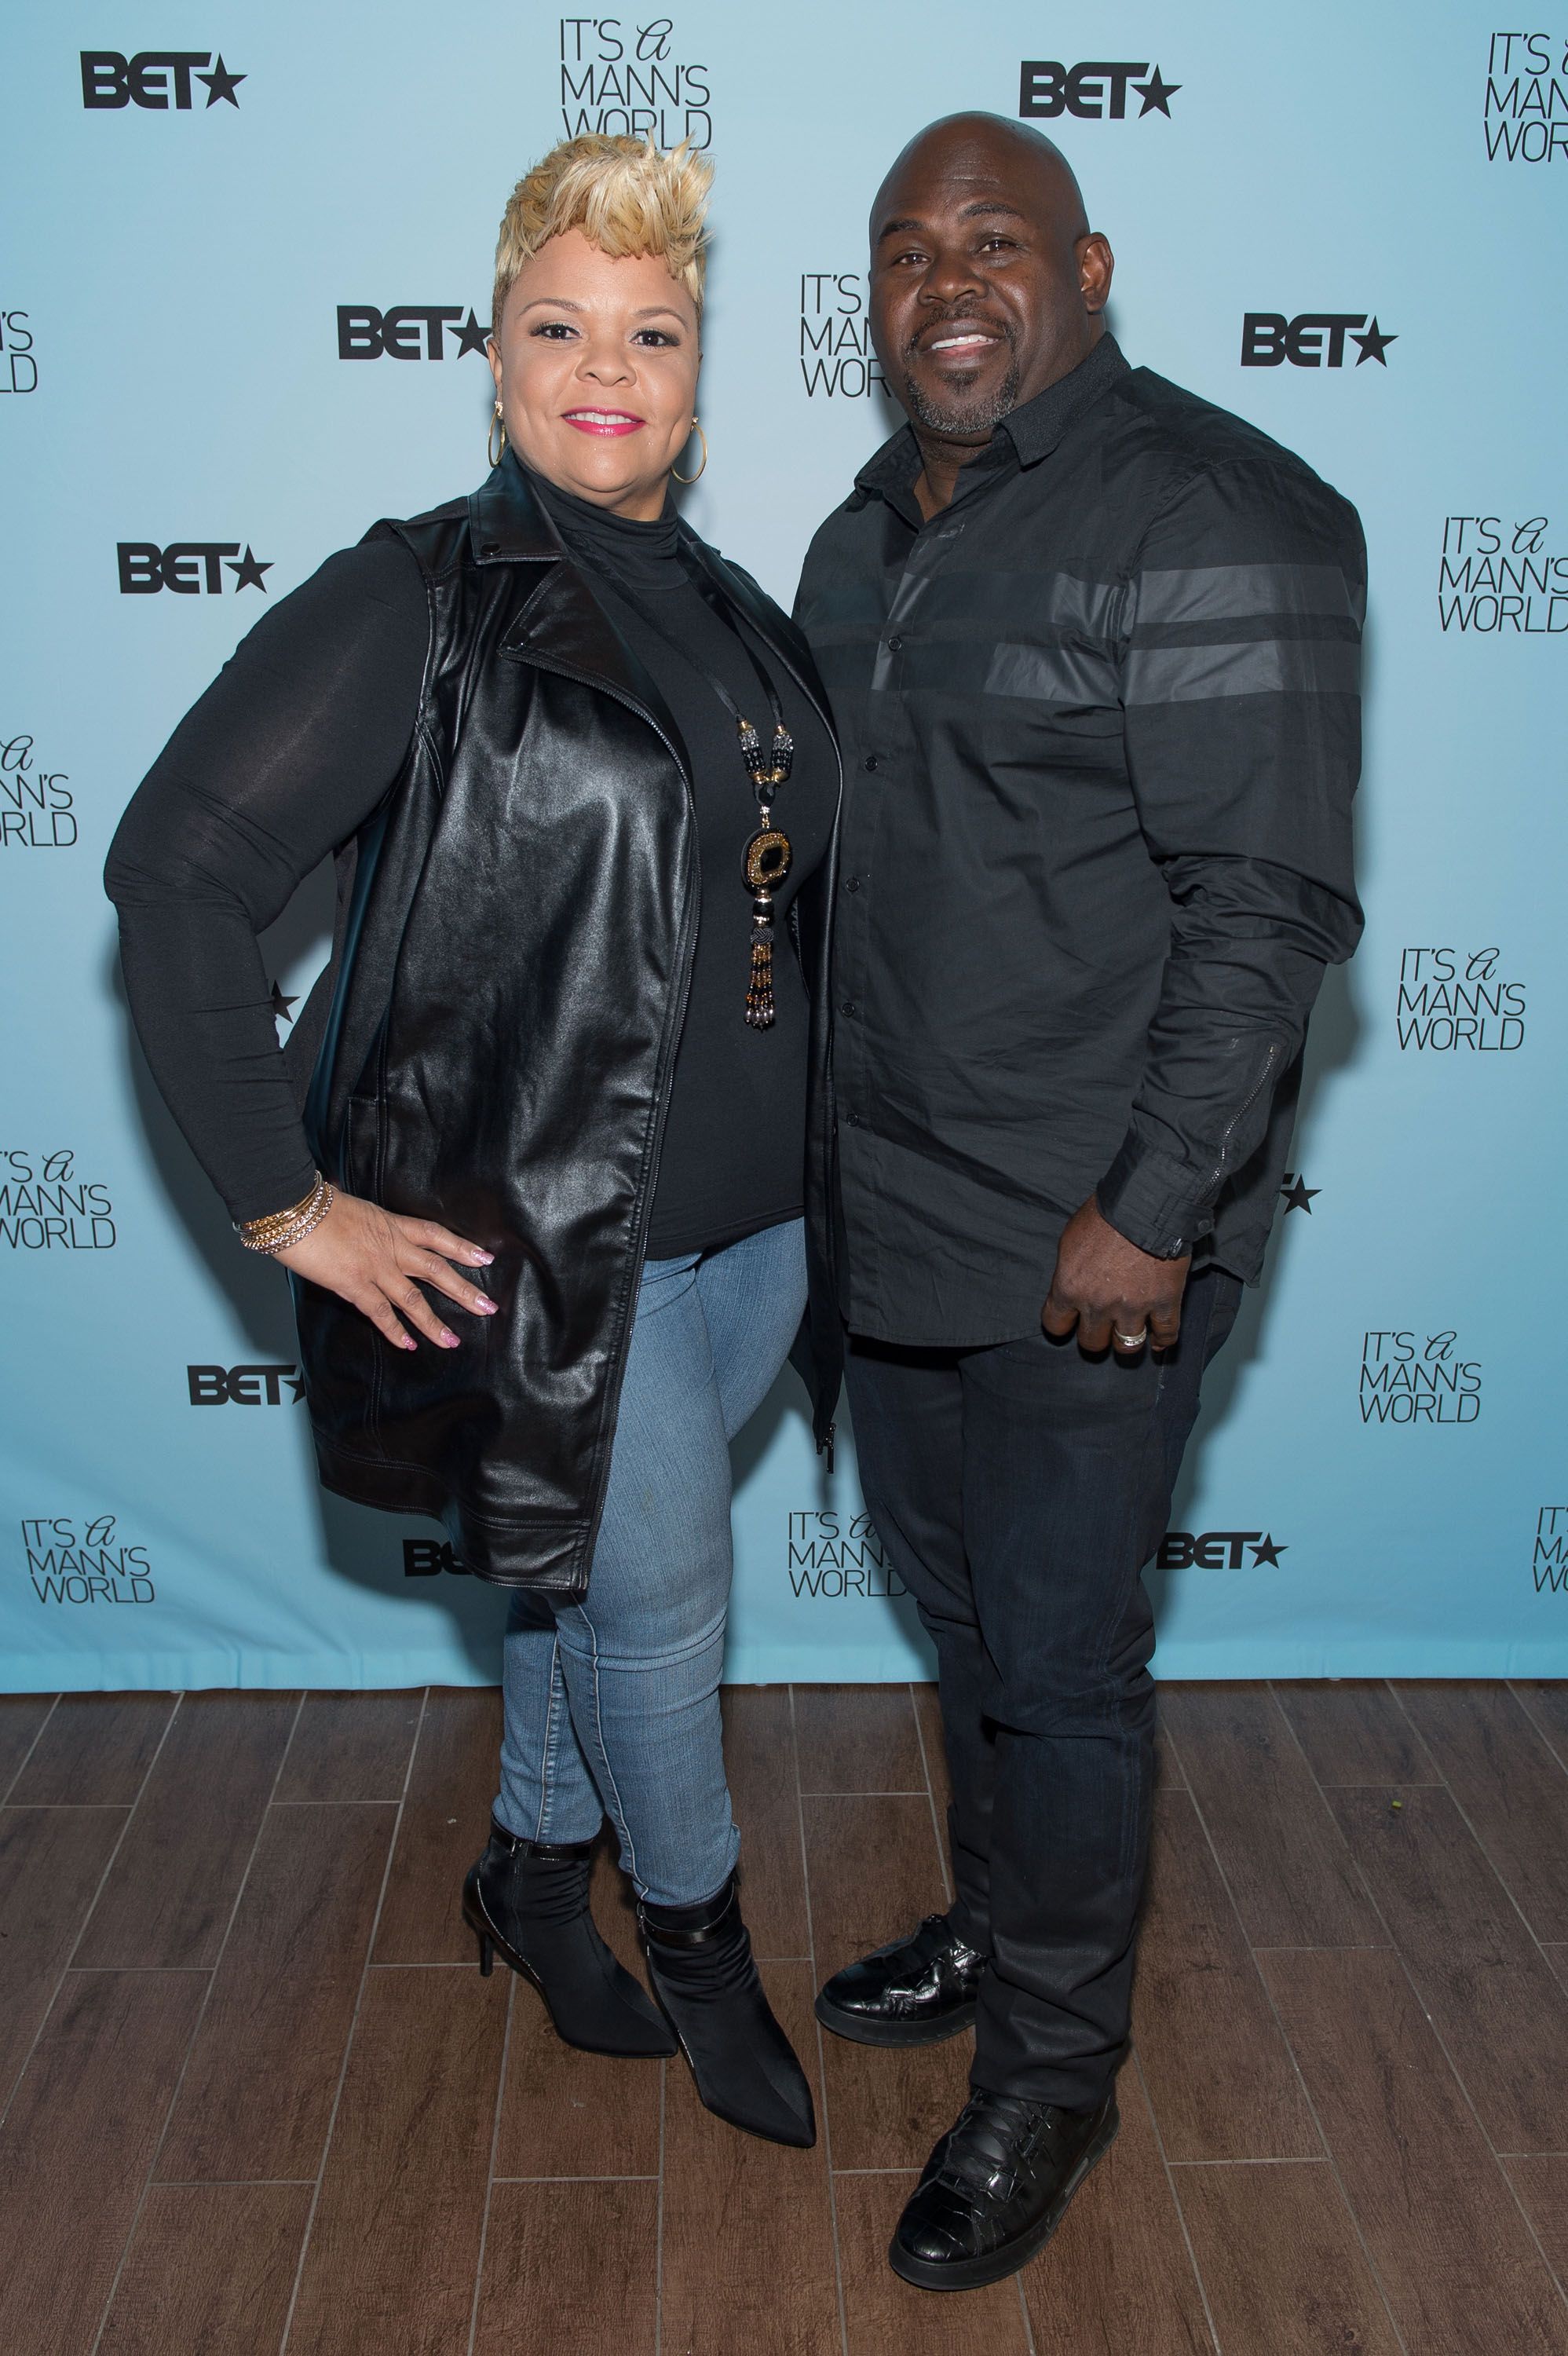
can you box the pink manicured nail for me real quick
[477,1297,498,1315]
[400,1335,416,1351]
[440,1328,460,1348]
[469,1249,494,1264]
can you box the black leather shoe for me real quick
[889,2087,1120,2292]
[462,1818,675,2058]
[815,1912,984,2047]
[641,1873,817,2148]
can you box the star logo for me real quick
[1280,1173,1320,1215]
[286,1371,307,1403]
[451,309,490,358]
[268,980,298,1023]
[197,56,246,108]
[1351,316,1396,366]
[228,546,272,592]
[1249,1534,1288,1568]
[1133,67,1180,115]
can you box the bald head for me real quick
[872,113,1089,249]
[866,110,1112,457]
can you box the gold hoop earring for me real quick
[671,417,707,485]
[487,401,506,470]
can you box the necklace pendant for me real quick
[746,913,777,1030]
[744,825,792,894]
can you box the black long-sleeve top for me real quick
[795,334,1364,1345]
[105,472,836,1257]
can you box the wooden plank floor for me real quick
[2,1679,1567,2354]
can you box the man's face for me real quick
[868,128,1112,438]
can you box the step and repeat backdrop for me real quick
[3,2,1566,1689]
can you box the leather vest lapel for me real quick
[500,572,693,782]
[477,459,692,780]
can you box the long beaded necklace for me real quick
[616,580,795,1030]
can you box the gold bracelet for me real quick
[235,1172,336,1254]
[236,1173,322,1246]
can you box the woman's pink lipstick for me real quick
[562,408,645,437]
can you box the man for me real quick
[795,115,1363,2293]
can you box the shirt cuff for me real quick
[1095,1137,1214,1260]
[227,1155,323,1230]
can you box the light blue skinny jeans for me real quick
[495,1217,807,1906]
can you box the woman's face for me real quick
[489,229,700,520]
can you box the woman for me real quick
[105,136,841,2149]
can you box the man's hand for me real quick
[1043,1196,1190,1355]
[274,1191,498,1352]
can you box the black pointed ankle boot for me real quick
[462,1817,675,2058]
[639,1873,816,2147]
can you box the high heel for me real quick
[640,1872,817,2147]
[462,1817,674,2058]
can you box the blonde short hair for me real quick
[492,135,712,334]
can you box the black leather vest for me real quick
[289,457,842,1594]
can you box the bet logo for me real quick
[81,52,244,108]
[1241,314,1397,368]
[403,1539,471,1577]
[1019,61,1179,119]
[187,1364,305,1404]
[1157,1530,1288,1569]
[118,543,272,594]
[336,305,489,360]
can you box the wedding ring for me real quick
[1113,1326,1149,1349]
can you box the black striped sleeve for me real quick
[1095,458,1365,1260]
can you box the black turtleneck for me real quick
[524,467,835,1253]
[105,470,836,1258]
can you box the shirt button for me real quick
[886,635,904,653]
[845,876,861,894]
[840,1001,859,1018]
[846,1110,864,1127]
[862,755,879,772]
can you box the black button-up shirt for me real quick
[795,335,1364,1346]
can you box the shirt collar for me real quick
[853,331,1129,508]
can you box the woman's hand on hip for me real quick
[273,1191,498,1351]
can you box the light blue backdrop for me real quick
[4,2,1565,1689]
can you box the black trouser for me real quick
[846,1266,1242,2111]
